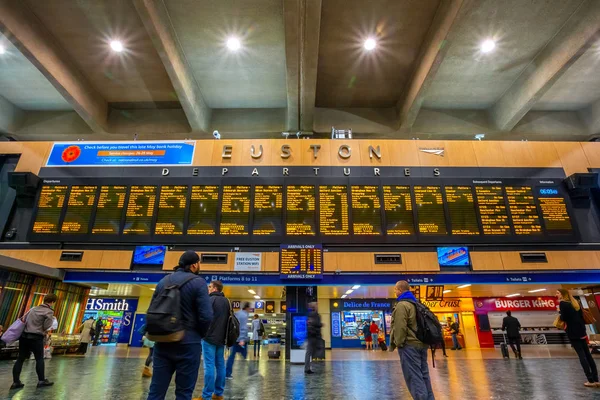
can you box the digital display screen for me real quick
[187,185,219,235]
[32,185,68,234]
[155,185,188,235]
[286,185,316,236]
[445,186,479,235]
[253,185,283,236]
[132,245,166,265]
[91,186,127,235]
[319,185,349,235]
[351,186,382,235]
[61,186,97,234]
[475,186,510,235]
[537,188,573,234]
[220,185,250,235]
[123,186,157,235]
[437,247,470,267]
[505,186,542,235]
[414,186,447,235]
[280,244,323,279]
[383,185,414,235]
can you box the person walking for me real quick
[502,311,522,359]
[251,314,264,358]
[93,317,104,346]
[304,302,322,375]
[447,317,462,350]
[557,288,599,388]
[226,302,251,379]
[390,280,434,400]
[370,320,380,350]
[147,250,213,400]
[141,330,155,378]
[201,280,230,400]
[362,321,372,350]
[11,293,58,390]
[76,317,94,355]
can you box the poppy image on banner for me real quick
[61,145,82,163]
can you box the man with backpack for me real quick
[447,317,462,350]
[201,280,230,400]
[147,250,213,400]
[390,280,436,400]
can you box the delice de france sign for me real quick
[233,252,262,272]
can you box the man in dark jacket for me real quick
[147,251,213,400]
[502,311,523,359]
[12,293,57,390]
[93,317,103,346]
[305,302,322,375]
[201,280,230,400]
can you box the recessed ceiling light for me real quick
[506,293,520,298]
[150,288,155,291]
[345,289,353,295]
[364,38,377,51]
[457,284,471,289]
[110,40,124,52]
[253,295,260,299]
[352,285,361,290]
[528,288,546,293]
[481,39,496,53]
[0,45,5,55]
[248,289,256,295]
[443,290,451,294]
[341,294,347,299]
[226,37,241,51]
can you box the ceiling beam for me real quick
[133,0,211,134]
[0,94,24,134]
[284,0,322,133]
[490,0,600,132]
[580,98,600,137]
[396,0,472,131]
[0,0,109,133]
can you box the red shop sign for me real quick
[474,297,557,312]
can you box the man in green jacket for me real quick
[389,281,434,400]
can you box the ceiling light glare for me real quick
[480,39,496,53]
[506,293,521,298]
[0,45,5,55]
[352,285,361,290]
[443,290,451,294]
[528,288,546,293]
[345,289,353,295]
[457,284,471,289]
[364,38,377,51]
[110,40,124,52]
[248,289,256,294]
[254,295,261,299]
[341,294,347,299]
[226,37,241,51]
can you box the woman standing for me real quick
[557,288,599,387]
[251,314,264,358]
[76,317,94,355]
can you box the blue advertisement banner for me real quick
[46,141,195,167]
[64,271,600,286]
[331,312,341,337]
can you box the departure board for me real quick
[506,186,542,235]
[445,186,479,235]
[220,185,250,235]
[286,185,316,235]
[123,186,157,235]
[538,188,573,234]
[32,185,68,234]
[253,185,283,236]
[319,186,349,235]
[155,186,188,235]
[280,244,323,279]
[414,186,447,234]
[92,186,127,234]
[383,185,415,235]
[61,186,97,234]
[187,186,219,235]
[351,186,382,235]
[475,186,511,235]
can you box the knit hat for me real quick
[178,250,200,268]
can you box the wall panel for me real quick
[472,141,506,167]
[471,252,504,271]
[554,142,590,176]
[445,141,478,166]
[388,140,419,166]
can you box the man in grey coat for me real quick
[11,293,57,390]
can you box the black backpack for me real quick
[226,302,240,347]
[145,275,196,342]
[400,299,443,346]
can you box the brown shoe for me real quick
[142,366,152,377]
[584,382,596,388]
[212,395,224,400]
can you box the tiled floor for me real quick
[2,346,600,399]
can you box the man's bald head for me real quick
[395,280,410,293]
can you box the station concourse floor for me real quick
[2,346,600,400]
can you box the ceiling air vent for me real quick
[200,254,228,264]
[374,254,402,264]
[60,251,84,262]
[519,253,547,263]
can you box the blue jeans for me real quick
[147,342,202,400]
[253,339,261,356]
[398,345,434,400]
[202,340,225,400]
[225,342,247,377]
[451,334,461,349]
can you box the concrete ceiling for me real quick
[0,0,599,141]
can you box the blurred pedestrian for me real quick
[305,302,323,375]
[226,302,250,379]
